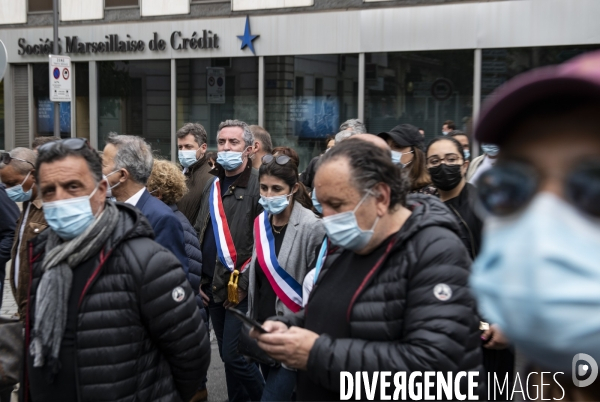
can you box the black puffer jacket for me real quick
[23,203,210,402]
[275,194,484,398]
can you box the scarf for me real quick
[30,201,119,377]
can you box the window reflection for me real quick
[98,60,171,157]
[264,54,358,171]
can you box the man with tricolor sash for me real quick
[194,119,265,402]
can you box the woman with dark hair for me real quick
[247,151,325,401]
[377,124,438,196]
[251,140,484,401]
[426,136,514,398]
[426,136,481,258]
[272,146,300,168]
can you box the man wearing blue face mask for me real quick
[23,138,210,402]
[0,147,47,319]
[252,140,485,401]
[176,123,213,227]
[194,119,265,402]
[466,143,499,184]
[470,50,600,400]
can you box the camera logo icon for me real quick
[572,353,598,387]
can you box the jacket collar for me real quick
[211,159,253,188]
[186,155,208,175]
[31,197,43,209]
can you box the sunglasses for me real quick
[0,152,35,169]
[476,160,600,217]
[262,154,291,166]
[37,137,89,154]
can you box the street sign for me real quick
[207,67,225,104]
[49,54,72,102]
[0,40,7,82]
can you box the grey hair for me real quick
[217,120,254,148]
[339,119,367,134]
[335,130,355,144]
[177,123,208,147]
[249,125,273,153]
[105,133,153,185]
[0,147,36,175]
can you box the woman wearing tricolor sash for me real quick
[247,150,326,402]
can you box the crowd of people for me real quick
[1,50,600,402]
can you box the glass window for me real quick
[365,51,474,143]
[75,63,90,140]
[98,60,171,156]
[481,45,600,102]
[176,58,258,149]
[33,64,71,139]
[105,0,139,8]
[29,0,53,12]
[264,54,359,171]
[0,80,4,150]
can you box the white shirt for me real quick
[469,155,497,185]
[125,187,146,206]
[14,203,32,289]
[302,268,316,307]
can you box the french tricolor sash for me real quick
[254,211,303,312]
[209,178,250,303]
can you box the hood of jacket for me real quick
[392,193,462,251]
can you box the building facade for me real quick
[1,0,599,168]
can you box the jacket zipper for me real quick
[448,204,477,260]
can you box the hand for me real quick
[199,287,210,307]
[256,326,319,370]
[249,320,288,339]
[482,324,510,350]
[223,289,248,309]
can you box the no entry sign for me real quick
[49,55,72,102]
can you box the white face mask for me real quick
[103,170,120,199]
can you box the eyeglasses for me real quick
[37,137,89,154]
[262,154,291,166]
[0,152,35,169]
[476,160,600,218]
[427,153,463,167]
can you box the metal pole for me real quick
[53,0,60,138]
[358,53,365,122]
[472,48,482,158]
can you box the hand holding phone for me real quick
[228,307,267,334]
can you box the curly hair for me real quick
[147,159,188,205]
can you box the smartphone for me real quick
[228,308,268,334]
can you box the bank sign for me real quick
[16,16,260,57]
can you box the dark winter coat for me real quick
[169,203,205,314]
[274,194,485,399]
[23,202,210,402]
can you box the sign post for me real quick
[49,55,72,102]
[52,0,60,137]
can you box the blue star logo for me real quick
[237,16,259,55]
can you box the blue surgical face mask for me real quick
[43,185,99,240]
[259,193,292,215]
[322,191,380,251]
[6,171,33,202]
[470,193,600,371]
[391,150,414,167]
[312,189,322,214]
[217,151,244,171]
[178,150,199,168]
[463,149,471,160]
[103,170,120,199]
[481,144,500,157]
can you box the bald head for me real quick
[348,134,391,153]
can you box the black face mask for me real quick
[429,164,464,191]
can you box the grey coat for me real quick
[248,201,326,319]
